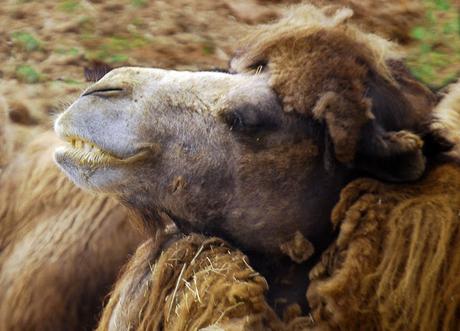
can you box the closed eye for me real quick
[82,87,124,97]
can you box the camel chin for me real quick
[53,139,148,191]
[53,146,125,191]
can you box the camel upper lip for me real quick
[56,135,150,167]
[56,132,150,166]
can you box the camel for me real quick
[53,4,458,331]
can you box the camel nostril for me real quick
[82,87,125,97]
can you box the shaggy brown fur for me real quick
[97,234,287,331]
[309,0,425,43]
[0,131,145,331]
[232,5,436,181]
[432,80,460,159]
[307,162,460,330]
[233,5,427,116]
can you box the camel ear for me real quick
[313,91,426,182]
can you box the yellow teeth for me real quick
[67,138,115,165]
[70,139,99,153]
[63,137,149,166]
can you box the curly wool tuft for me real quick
[308,163,460,331]
[97,234,290,331]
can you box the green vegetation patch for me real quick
[15,65,41,84]
[11,31,41,52]
[58,0,80,12]
[83,35,148,63]
[131,0,148,8]
[407,0,460,88]
[55,47,80,57]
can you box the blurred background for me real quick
[1,0,459,129]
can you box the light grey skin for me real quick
[54,67,343,257]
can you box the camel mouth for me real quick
[56,137,149,166]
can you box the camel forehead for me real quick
[94,67,264,89]
[86,67,276,116]
[97,67,232,84]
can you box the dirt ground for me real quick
[1,0,459,129]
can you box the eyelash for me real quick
[247,60,268,73]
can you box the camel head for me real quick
[54,6,439,257]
